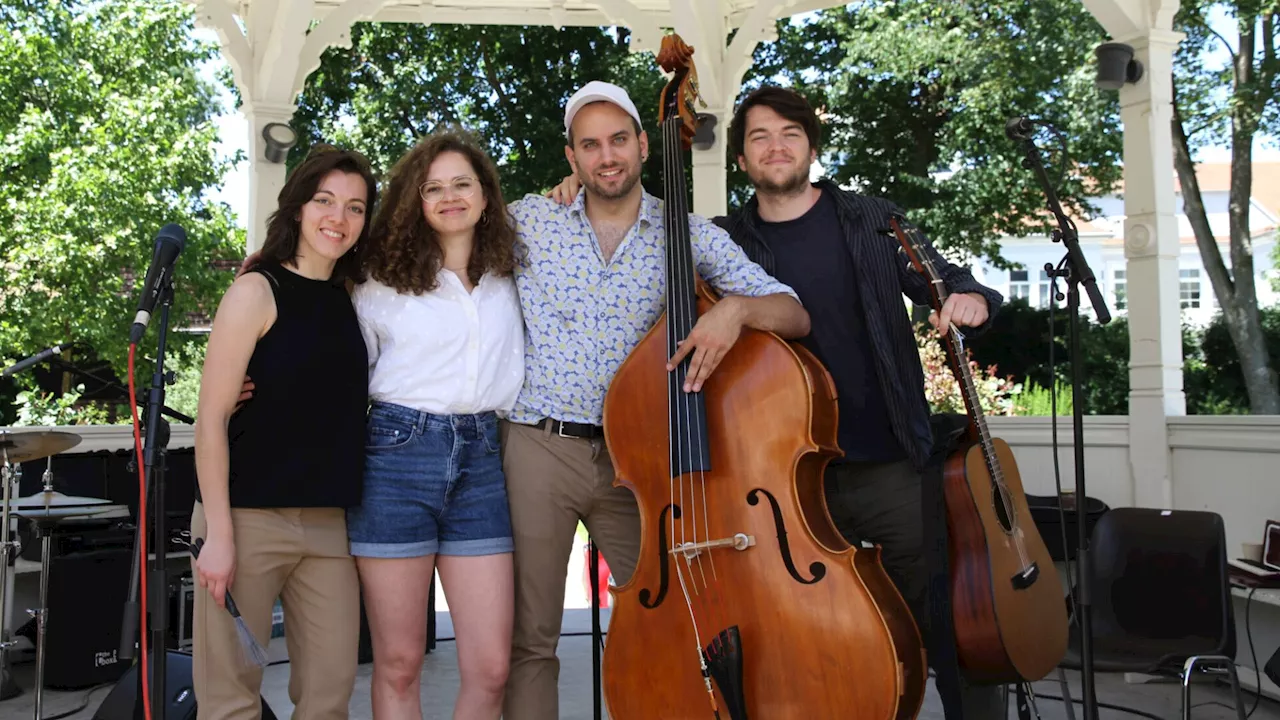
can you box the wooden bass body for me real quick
[600,284,926,720]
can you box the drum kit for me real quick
[0,427,116,718]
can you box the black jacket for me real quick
[714,179,1004,469]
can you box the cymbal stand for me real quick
[0,444,19,701]
[28,511,56,720]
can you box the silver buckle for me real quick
[556,421,573,439]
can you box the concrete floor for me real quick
[3,541,1278,719]
[1,607,1277,720]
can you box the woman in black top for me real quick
[190,145,376,720]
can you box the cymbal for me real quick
[11,491,112,509]
[0,430,81,464]
[13,505,114,520]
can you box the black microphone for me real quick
[1005,116,1035,141]
[2,343,69,378]
[129,224,187,344]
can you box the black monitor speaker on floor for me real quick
[92,650,276,720]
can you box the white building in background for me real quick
[968,162,1280,326]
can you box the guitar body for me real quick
[945,438,1068,684]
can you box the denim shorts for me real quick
[346,402,514,558]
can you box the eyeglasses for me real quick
[419,178,479,204]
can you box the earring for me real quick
[480,212,489,225]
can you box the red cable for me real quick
[127,344,153,720]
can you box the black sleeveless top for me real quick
[203,261,368,509]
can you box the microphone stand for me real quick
[1012,125,1110,720]
[121,278,176,720]
[46,357,194,425]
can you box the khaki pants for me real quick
[499,421,641,720]
[190,501,360,720]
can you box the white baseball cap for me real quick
[563,81,644,139]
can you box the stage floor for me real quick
[0,608,1276,720]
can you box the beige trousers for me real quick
[190,501,359,720]
[499,421,642,720]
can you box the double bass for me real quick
[888,215,1068,684]
[600,35,927,720]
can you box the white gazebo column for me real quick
[690,108,730,218]
[1119,27,1186,508]
[244,103,296,252]
[668,0,791,218]
[190,0,391,252]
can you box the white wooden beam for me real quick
[294,0,396,101]
[1120,26,1186,508]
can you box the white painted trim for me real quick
[1168,416,1280,453]
[0,424,196,453]
[985,416,1131,447]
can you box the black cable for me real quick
[40,681,113,720]
[1047,256,1078,613]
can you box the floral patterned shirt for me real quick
[505,190,799,426]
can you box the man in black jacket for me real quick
[716,85,1007,718]
[545,85,1008,717]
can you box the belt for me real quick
[533,418,604,439]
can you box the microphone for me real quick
[2,343,69,378]
[1005,116,1035,141]
[129,224,187,344]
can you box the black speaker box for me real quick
[1264,644,1280,689]
[14,547,133,688]
[92,651,276,720]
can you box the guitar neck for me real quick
[940,327,1001,480]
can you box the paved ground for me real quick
[4,535,1278,719]
[4,605,1277,720]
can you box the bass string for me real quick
[663,110,725,663]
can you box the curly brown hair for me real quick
[362,129,516,294]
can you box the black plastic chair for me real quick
[1057,507,1247,719]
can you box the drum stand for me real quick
[0,447,21,701]
[16,456,110,719]
[27,515,57,720]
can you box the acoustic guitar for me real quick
[888,214,1068,685]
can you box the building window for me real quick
[1113,269,1126,311]
[1039,270,1053,308]
[1180,268,1201,308]
[1009,269,1029,302]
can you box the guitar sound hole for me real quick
[991,479,1014,534]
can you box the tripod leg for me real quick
[32,529,52,720]
[590,539,601,720]
[0,462,21,700]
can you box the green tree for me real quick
[1172,1,1280,413]
[0,0,243,422]
[289,24,671,200]
[738,0,1123,266]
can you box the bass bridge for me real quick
[671,533,755,560]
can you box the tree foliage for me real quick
[738,0,1124,267]
[290,24,672,201]
[0,0,243,422]
[1171,0,1280,413]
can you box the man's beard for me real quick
[582,164,641,200]
[750,163,810,197]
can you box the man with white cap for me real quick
[499,80,810,719]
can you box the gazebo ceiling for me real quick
[229,0,843,55]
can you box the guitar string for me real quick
[919,232,1034,571]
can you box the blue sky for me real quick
[194,13,1278,230]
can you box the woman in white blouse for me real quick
[347,129,523,719]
